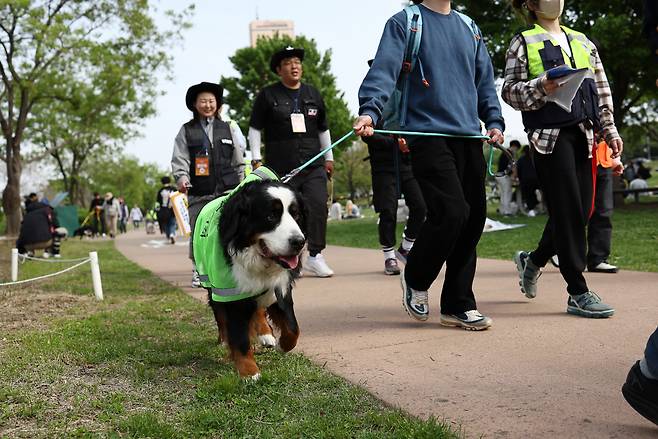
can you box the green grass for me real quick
[328,203,658,272]
[0,239,459,438]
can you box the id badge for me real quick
[291,113,307,133]
[195,156,210,176]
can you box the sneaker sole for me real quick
[304,271,333,278]
[587,267,619,273]
[385,269,400,276]
[439,317,492,331]
[622,383,658,426]
[566,306,615,318]
[513,251,536,299]
[400,274,428,322]
[394,250,407,265]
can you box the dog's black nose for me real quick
[289,235,306,252]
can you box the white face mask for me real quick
[535,0,564,20]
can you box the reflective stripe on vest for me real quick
[522,24,594,79]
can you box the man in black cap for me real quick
[171,81,246,287]
[248,46,335,277]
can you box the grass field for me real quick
[0,239,459,438]
[327,203,658,272]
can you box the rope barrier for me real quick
[19,254,91,264]
[0,258,90,286]
[5,249,104,300]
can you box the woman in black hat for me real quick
[171,81,246,288]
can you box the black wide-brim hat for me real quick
[185,82,223,111]
[270,46,305,73]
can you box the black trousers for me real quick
[371,167,426,249]
[587,165,613,267]
[287,166,328,255]
[405,137,486,314]
[530,126,593,295]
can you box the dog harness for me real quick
[193,166,278,302]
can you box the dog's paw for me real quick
[258,334,276,348]
[244,372,261,382]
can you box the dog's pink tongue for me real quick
[279,255,299,269]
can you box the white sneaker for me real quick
[54,254,61,259]
[527,209,536,217]
[304,254,334,277]
[191,270,202,288]
[42,252,51,259]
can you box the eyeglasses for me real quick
[488,143,517,178]
[281,59,302,67]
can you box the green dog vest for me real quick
[193,167,278,302]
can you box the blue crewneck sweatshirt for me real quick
[359,7,505,136]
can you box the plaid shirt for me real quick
[501,34,620,156]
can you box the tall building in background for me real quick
[249,20,294,47]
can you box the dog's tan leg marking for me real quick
[266,305,299,352]
[231,347,260,378]
[252,308,276,347]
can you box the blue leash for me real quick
[280,130,512,183]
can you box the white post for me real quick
[11,248,18,282]
[89,251,103,300]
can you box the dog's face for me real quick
[219,181,306,270]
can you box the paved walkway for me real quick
[116,230,658,438]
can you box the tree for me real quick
[333,141,371,202]
[76,154,165,210]
[458,0,658,132]
[0,0,191,235]
[221,34,354,159]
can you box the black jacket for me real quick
[18,202,58,245]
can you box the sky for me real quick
[126,0,526,170]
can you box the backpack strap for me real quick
[454,11,481,54]
[402,5,423,73]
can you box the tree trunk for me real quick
[2,142,23,236]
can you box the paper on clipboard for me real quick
[544,66,591,112]
[170,191,192,237]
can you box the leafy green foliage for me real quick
[221,34,354,158]
[0,0,192,233]
[333,140,372,201]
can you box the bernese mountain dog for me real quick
[201,178,306,380]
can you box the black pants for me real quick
[287,166,328,255]
[520,180,540,211]
[405,137,486,314]
[371,168,426,249]
[530,126,593,295]
[587,165,613,267]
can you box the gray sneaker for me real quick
[514,251,541,299]
[401,269,428,321]
[567,291,615,318]
[384,258,401,275]
[440,310,492,331]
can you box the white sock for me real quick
[640,356,658,380]
[401,236,414,251]
[383,249,395,260]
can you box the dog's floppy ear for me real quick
[292,187,308,236]
[219,184,252,258]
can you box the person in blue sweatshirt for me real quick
[354,0,505,330]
